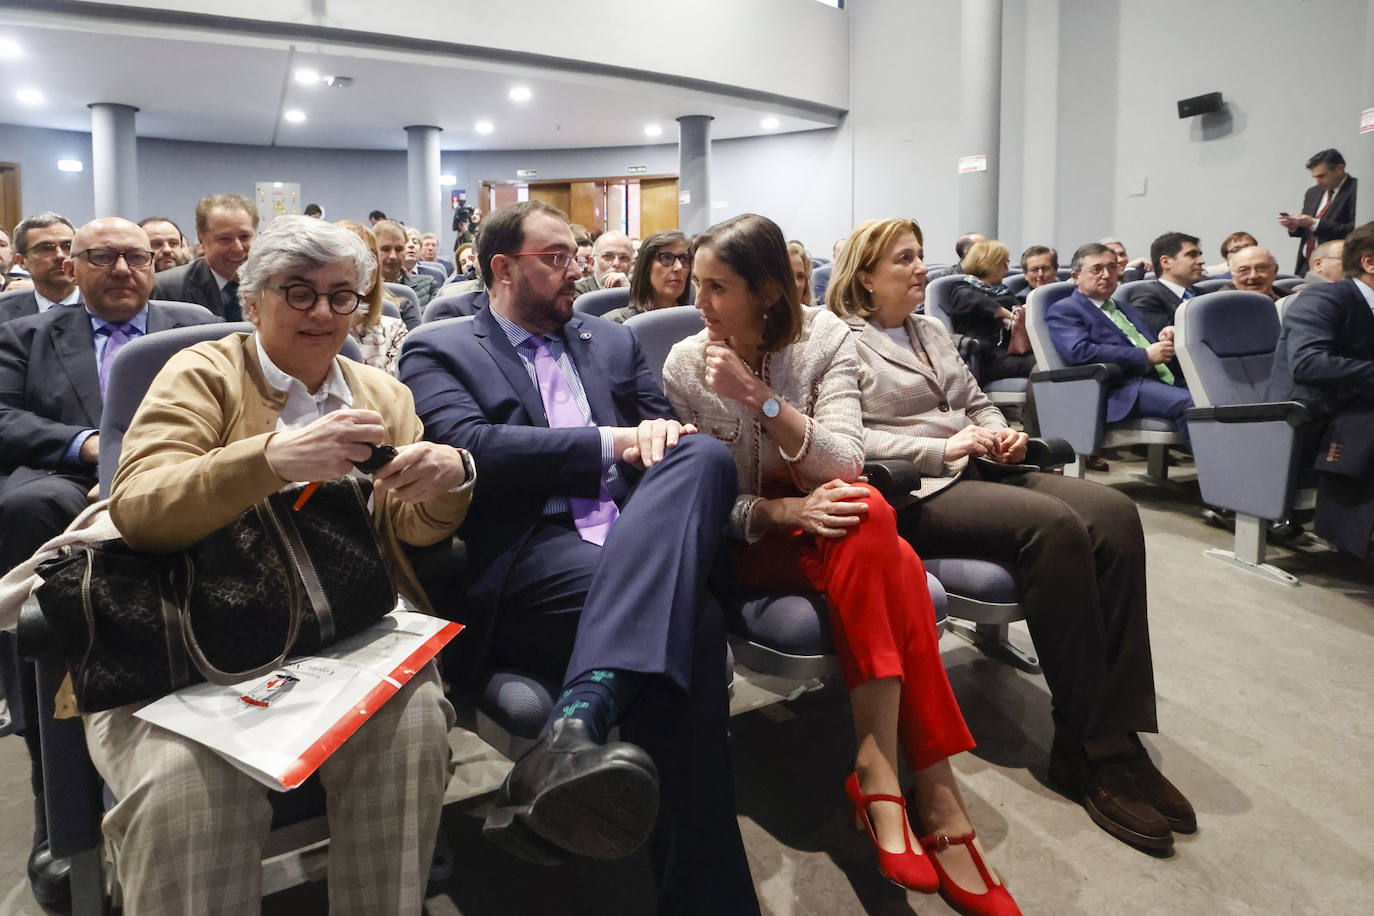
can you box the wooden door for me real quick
[569,181,602,233]
[0,164,20,240]
[530,182,571,216]
[490,183,519,211]
[639,178,679,236]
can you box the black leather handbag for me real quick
[35,477,396,713]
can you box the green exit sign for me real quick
[627,165,648,173]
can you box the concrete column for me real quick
[677,116,713,234]
[1357,0,1374,223]
[957,0,1003,237]
[88,103,139,219]
[405,125,442,235]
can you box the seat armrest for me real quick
[863,460,921,509]
[1186,402,1309,427]
[1023,437,1076,469]
[17,600,59,660]
[1030,363,1124,384]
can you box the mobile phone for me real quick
[352,444,398,474]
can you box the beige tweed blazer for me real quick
[847,313,1008,501]
[663,307,866,541]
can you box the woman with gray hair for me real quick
[89,215,474,914]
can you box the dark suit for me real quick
[422,290,487,323]
[0,289,82,325]
[152,258,238,319]
[1288,176,1358,274]
[398,307,757,913]
[1129,281,1193,338]
[572,274,602,298]
[1047,290,1192,434]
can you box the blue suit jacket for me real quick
[1046,289,1167,423]
[398,305,674,655]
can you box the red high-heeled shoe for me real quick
[844,772,939,893]
[918,830,1022,916]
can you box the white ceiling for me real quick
[0,18,839,151]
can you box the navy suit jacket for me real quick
[1047,289,1172,423]
[152,258,230,317]
[1289,176,1358,274]
[1267,279,1374,425]
[398,305,674,649]
[0,289,85,325]
[0,300,219,476]
[1128,281,1191,338]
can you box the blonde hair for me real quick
[826,218,924,320]
[786,240,814,306]
[335,220,392,328]
[960,239,1010,280]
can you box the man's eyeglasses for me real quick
[23,240,73,257]
[506,250,578,269]
[654,252,691,268]
[75,247,153,269]
[598,252,634,265]
[1081,264,1119,277]
[276,284,363,315]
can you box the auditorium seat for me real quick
[1005,274,1029,296]
[1174,292,1309,585]
[572,286,630,317]
[811,263,833,305]
[1274,277,1303,296]
[1025,281,1186,480]
[415,262,447,285]
[383,282,422,328]
[423,288,486,322]
[436,257,455,275]
[1193,278,1232,296]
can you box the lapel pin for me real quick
[580,331,592,340]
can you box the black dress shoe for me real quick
[28,837,71,908]
[483,717,659,863]
[1049,743,1172,854]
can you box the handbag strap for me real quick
[269,488,336,645]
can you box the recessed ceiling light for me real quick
[16,87,43,106]
[509,86,532,103]
[57,159,84,172]
[0,39,22,59]
[761,116,780,130]
[644,124,662,138]
[283,109,307,123]
[439,174,457,186]
[294,68,320,85]
[474,120,494,135]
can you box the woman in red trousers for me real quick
[662,213,1019,916]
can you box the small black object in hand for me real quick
[353,444,398,475]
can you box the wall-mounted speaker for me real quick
[1177,92,1223,119]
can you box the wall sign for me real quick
[1362,109,1374,135]
[958,155,988,174]
[516,169,537,178]
[627,165,648,173]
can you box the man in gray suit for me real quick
[151,193,258,320]
[0,213,79,323]
[0,216,218,908]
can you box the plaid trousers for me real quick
[84,661,454,915]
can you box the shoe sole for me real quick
[1048,761,1173,854]
[492,759,659,861]
[482,809,570,866]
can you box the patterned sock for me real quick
[542,668,642,743]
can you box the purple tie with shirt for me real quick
[522,334,619,545]
[98,322,137,398]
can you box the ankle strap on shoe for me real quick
[918,830,976,851]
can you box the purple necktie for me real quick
[98,322,137,399]
[522,335,619,545]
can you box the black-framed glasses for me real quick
[654,252,691,268]
[23,240,73,257]
[75,247,153,269]
[506,250,578,269]
[275,284,363,315]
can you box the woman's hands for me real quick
[265,409,386,482]
[943,425,1029,464]
[705,338,768,409]
[793,478,871,538]
[373,442,471,503]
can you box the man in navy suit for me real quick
[1131,232,1205,337]
[1280,148,1358,276]
[0,216,218,908]
[1047,243,1193,438]
[399,201,757,913]
[152,193,257,320]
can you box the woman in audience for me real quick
[663,213,1020,916]
[787,240,815,306]
[603,229,692,323]
[96,215,473,914]
[455,241,477,280]
[339,220,409,374]
[828,217,1194,856]
[944,239,1034,384]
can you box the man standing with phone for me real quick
[1280,149,1358,276]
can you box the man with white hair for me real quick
[573,231,633,297]
[1223,246,1283,301]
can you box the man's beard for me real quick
[514,270,575,331]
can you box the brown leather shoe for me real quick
[1125,739,1196,833]
[1085,455,1110,472]
[1050,746,1172,853]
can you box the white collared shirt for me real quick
[211,267,235,292]
[35,287,81,311]
[254,333,353,434]
[1158,278,1187,300]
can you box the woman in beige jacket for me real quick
[96,216,473,915]
[830,217,1194,858]
[663,214,1019,916]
